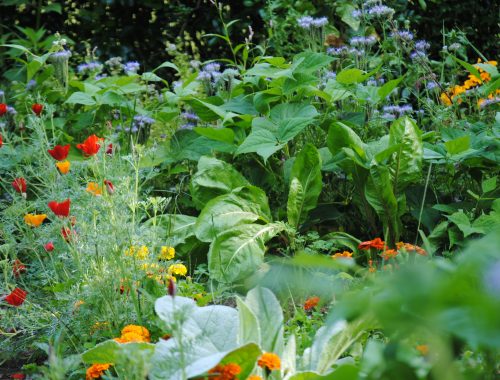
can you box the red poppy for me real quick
[61,227,76,242]
[4,288,27,306]
[104,179,114,195]
[106,143,114,155]
[77,135,103,157]
[48,198,71,218]
[358,238,385,250]
[44,242,55,252]
[11,373,25,379]
[0,133,3,148]
[32,103,43,116]
[12,259,26,277]
[48,144,70,161]
[12,178,27,194]
[0,103,7,116]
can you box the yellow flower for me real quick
[86,363,111,380]
[248,376,263,380]
[440,92,452,106]
[86,182,103,196]
[55,160,70,174]
[124,245,149,259]
[74,300,85,309]
[24,213,47,227]
[159,246,175,260]
[168,263,187,277]
[416,344,429,355]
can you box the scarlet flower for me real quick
[48,199,71,218]
[0,103,7,116]
[77,135,103,157]
[61,227,76,242]
[303,296,320,311]
[358,238,385,250]
[11,373,25,379]
[12,259,26,277]
[104,179,114,195]
[0,133,3,148]
[4,287,27,306]
[44,242,55,252]
[48,144,70,161]
[12,178,27,195]
[32,103,43,116]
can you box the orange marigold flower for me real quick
[332,251,353,259]
[358,238,385,250]
[208,363,241,380]
[56,160,70,174]
[381,249,398,260]
[248,376,263,380]
[114,324,150,343]
[304,296,320,311]
[86,363,111,380]
[24,213,47,227]
[368,259,376,273]
[416,344,429,355]
[396,242,427,256]
[258,352,281,371]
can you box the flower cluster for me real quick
[208,363,241,380]
[86,364,111,380]
[332,251,353,259]
[77,62,103,74]
[123,61,140,74]
[113,324,151,343]
[358,238,427,267]
[179,111,199,130]
[297,16,328,29]
[353,3,395,19]
[440,60,498,107]
[303,296,320,311]
[350,35,377,47]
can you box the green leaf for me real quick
[386,117,423,193]
[208,222,285,283]
[451,56,482,82]
[327,122,367,159]
[190,156,249,210]
[65,92,96,106]
[377,76,404,100]
[337,3,360,30]
[235,128,284,162]
[146,214,197,247]
[141,72,163,82]
[99,91,128,106]
[195,186,271,242]
[82,340,154,364]
[236,297,260,346]
[447,211,483,237]
[287,144,323,227]
[244,287,284,355]
[482,177,497,193]
[194,127,235,144]
[445,135,470,155]
[153,61,180,73]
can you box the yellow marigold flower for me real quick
[332,251,353,259]
[168,263,187,277]
[86,363,111,380]
[136,245,149,259]
[24,213,47,227]
[440,92,452,106]
[248,376,263,380]
[86,182,103,196]
[258,352,281,371]
[55,160,70,174]
[159,246,175,260]
[208,363,241,380]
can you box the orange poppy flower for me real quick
[304,296,320,311]
[77,135,103,157]
[56,160,70,174]
[24,214,47,227]
[86,182,103,196]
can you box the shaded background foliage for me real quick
[0,0,497,74]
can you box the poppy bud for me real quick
[104,179,114,195]
[12,259,26,277]
[12,178,27,198]
[31,103,43,116]
[168,277,176,297]
[0,103,7,117]
[0,133,3,148]
[106,143,113,155]
[44,242,55,252]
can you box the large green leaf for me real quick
[195,186,271,242]
[82,340,155,364]
[327,122,367,159]
[236,297,260,346]
[65,91,96,106]
[365,165,400,245]
[236,103,318,161]
[208,222,285,283]
[244,287,284,355]
[190,156,249,210]
[386,117,423,193]
[147,214,197,247]
[287,144,323,227]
